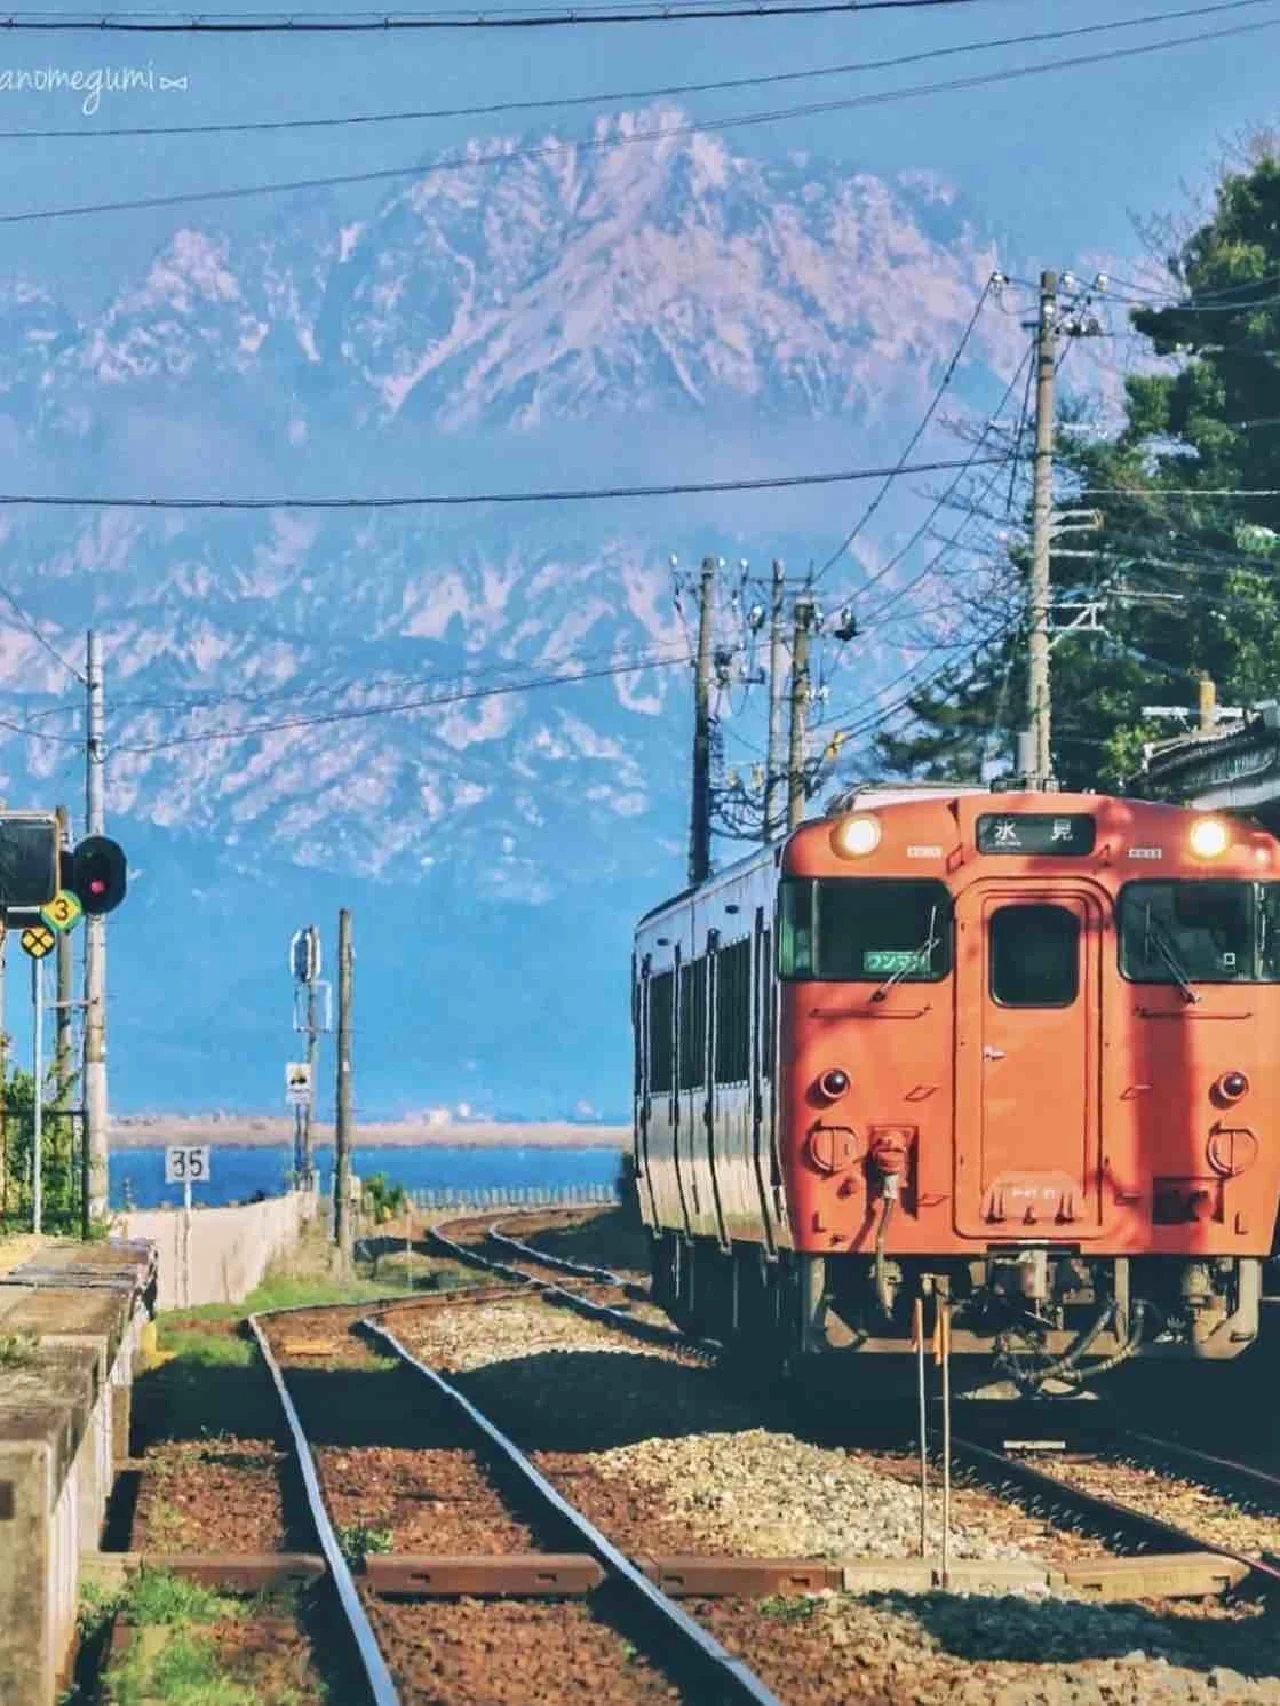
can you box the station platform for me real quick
[0,1237,156,1706]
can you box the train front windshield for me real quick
[1118,880,1280,984]
[778,878,953,981]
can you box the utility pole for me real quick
[54,807,73,1101]
[301,926,320,1192]
[1026,269,1058,790]
[688,556,716,885]
[83,631,109,1225]
[787,593,816,831]
[333,908,353,1267]
[763,558,787,843]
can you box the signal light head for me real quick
[830,814,881,859]
[1189,817,1229,859]
[70,835,127,916]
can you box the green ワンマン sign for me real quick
[863,949,930,975]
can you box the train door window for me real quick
[990,904,1080,1008]
[679,959,708,1090]
[649,971,675,1093]
[715,939,751,1084]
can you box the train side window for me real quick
[679,959,708,1090]
[761,927,773,1076]
[715,938,751,1084]
[649,971,675,1094]
[990,905,1080,1007]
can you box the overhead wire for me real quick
[5,1,1269,140]
[0,586,86,684]
[110,643,709,754]
[813,273,996,585]
[0,454,1010,509]
[3,12,1279,226]
[0,0,1020,30]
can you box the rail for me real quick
[247,1310,403,1706]
[951,1434,1280,1597]
[363,1315,786,1706]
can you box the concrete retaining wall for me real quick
[122,1191,315,1311]
[0,1241,154,1706]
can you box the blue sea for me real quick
[109,1143,625,1211]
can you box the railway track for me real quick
[248,1291,787,1706]
[433,1211,1280,1609]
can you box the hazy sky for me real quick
[0,0,1276,310]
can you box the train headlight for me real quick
[816,1068,851,1102]
[1189,817,1229,859]
[1215,1069,1250,1104]
[830,814,881,859]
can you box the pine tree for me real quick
[872,150,1280,790]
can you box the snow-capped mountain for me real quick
[0,111,1024,1116]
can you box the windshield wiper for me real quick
[871,905,940,1003]
[1144,909,1201,1005]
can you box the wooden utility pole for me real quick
[333,908,353,1265]
[763,558,787,843]
[1027,270,1058,789]
[787,593,816,831]
[83,631,109,1223]
[688,556,716,885]
[303,927,320,1191]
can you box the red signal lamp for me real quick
[70,836,127,916]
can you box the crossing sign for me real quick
[40,890,82,934]
[20,923,55,960]
[286,1062,313,1107]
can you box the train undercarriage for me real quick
[650,1232,1264,1393]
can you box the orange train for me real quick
[631,787,1280,1389]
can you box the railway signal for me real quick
[68,835,128,916]
[0,812,60,912]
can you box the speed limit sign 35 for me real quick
[165,1146,210,1185]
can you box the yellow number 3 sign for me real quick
[40,890,83,934]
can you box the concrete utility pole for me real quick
[688,556,716,885]
[333,908,353,1265]
[787,593,816,831]
[83,631,109,1224]
[1026,270,1058,790]
[54,807,73,1102]
[763,558,787,843]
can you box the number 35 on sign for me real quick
[165,1146,210,1185]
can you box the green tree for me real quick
[874,150,1280,788]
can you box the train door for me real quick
[954,883,1105,1239]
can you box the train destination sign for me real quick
[976,813,1096,856]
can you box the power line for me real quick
[0,585,86,683]
[852,344,1033,617]
[0,454,1010,510]
[5,0,1260,139]
[112,643,708,753]
[4,13,1278,226]
[0,0,1007,28]
[814,273,995,583]
[1081,485,1280,498]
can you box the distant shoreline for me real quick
[110,1118,630,1151]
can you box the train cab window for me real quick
[990,904,1080,1007]
[1118,881,1280,984]
[778,878,952,981]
